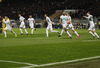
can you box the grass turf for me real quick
[0,28,100,68]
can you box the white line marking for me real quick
[0,60,38,68]
[1,56,100,68]
[82,40,99,42]
[23,56,100,68]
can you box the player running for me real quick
[27,15,36,35]
[67,13,80,38]
[19,14,28,35]
[58,11,72,39]
[44,14,59,37]
[3,16,17,38]
[83,12,99,40]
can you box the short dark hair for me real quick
[87,12,90,14]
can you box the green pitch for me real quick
[0,28,100,68]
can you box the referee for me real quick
[0,16,2,34]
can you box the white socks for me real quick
[66,31,71,37]
[24,29,28,34]
[31,29,34,34]
[74,31,79,36]
[12,31,17,35]
[20,28,23,33]
[46,30,48,37]
[94,32,99,38]
[4,31,7,36]
[60,29,64,35]
[89,31,95,36]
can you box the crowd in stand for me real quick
[0,0,100,20]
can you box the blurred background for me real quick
[0,0,100,29]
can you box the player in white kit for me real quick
[3,16,17,38]
[58,11,72,39]
[44,14,59,37]
[66,13,80,38]
[83,12,99,39]
[19,14,28,35]
[27,15,36,35]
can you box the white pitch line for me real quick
[1,56,100,68]
[82,40,99,42]
[0,60,38,68]
[23,56,100,68]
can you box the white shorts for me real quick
[62,24,67,28]
[88,25,95,31]
[29,24,34,28]
[5,27,12,31]
[20,23,26,28]
[46,25,52,31]
[67,24,74,30]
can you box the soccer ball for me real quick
[68,21,71,24]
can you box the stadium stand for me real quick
[0,0,100,19]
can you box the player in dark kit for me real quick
[0,16,2,34]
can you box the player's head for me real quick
[18,14,21,17]
[29,15,32,18]
[87,12,90,16]
[62,11,66,15]
[5,16,8,20]
[44,14,47,17]
[67,13,70,16]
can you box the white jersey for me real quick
[85,15,94,25]
[46,17,52,26]
[60,15,67,24]
[4,20,11,28]
[28,18,34,25]
[19,16,25,24]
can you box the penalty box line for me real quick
[1,56,100,68]
[22,56,100,68]
[0,60,38,68]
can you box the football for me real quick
[68,21,71,24]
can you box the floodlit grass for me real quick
[0,28,100,68]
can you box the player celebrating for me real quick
[27,15,36,35]
[83,12,99,39]
[58,11,72,39]
[44,14,59,37]
[67,13,80,38]
[19,14,28,35]
[3,16,17,38]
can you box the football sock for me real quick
[19,28,23,33]
[66,31,71,37]
[74,31,79,36]
[4,31,7,36]
[31,29,34,34]
[46,30,48,37]
[89,31,95,36]
[60,29,64,35]
[12,31,17,35]
[24,29,28,34]
[94,32,99,38]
